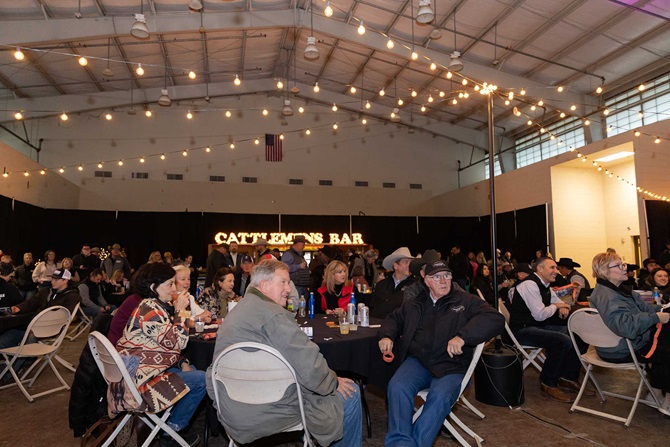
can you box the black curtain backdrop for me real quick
[0,194,547,269]
[645,200,670,260]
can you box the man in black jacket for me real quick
[379,260,504,447]
[15,252,37,300]
[369,247,416,319]
[205,243,231,288]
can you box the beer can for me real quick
[357,303,365,324]
[347,303,356,324]
[360,306,370,327]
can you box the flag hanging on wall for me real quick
[265,134,283,162]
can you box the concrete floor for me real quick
[1,334,669,447]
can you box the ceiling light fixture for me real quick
[386,38,394,49]
[324,1,333,17]
[305,5,320,60]
[78,56,88,66]
[233,74,241,86]
[358,21,366,35]
[282,100,293,116]
[416,0,435,24]
[136,63,144,76]
[102,38,114,77]
[158,89,171,107]
[313,82,320,92]
[188,70,196,79]
[14,112,23,120]
[188,0,203,12]
[145,110,152,117]
[14,48,24,61]
[130,10,150,40]
[350,86,357,94]
[448,14,464,72]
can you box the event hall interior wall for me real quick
[0,194,547,270]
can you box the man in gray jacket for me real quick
[206,260,362,446]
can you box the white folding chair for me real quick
[211,341,314,447]
[87,331,190,447]
[412,342,486,447]
[567,308,661,426]
[0,306,71,402]
[498,299,545,372]
[67,302,93,341]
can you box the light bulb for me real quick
[527,120,532,125]
[596,86,603,94]
[306,129,311,135]
[225,110,232,118]
[313,82,320,92]
[254,138,260,145]
[421,105,426,112]
[550,135,556,140]
[233,74,241,86]
[386,38,394,49]
[136,64,144,76]
[603,108,610,116]
[230,143,235,149]
[140,157,145,163]
[206,146,212,152]
[570,104,577,111]
[78,56,88,66]
[520,88,526,95]
[59,168,65,173]
[474,85,480,92]
[14,112,23,120]
[411,51,418,61]
[634,131,641,137]
[145,110,152,117]
[186,111,193,119]
[160,154,166,160]
[97,163,103,168]
[350,86,357,94]
[430,62,437,71]
[505,99,510,105]
[439,91,445,97]
[655,137,661,144]
[298,106,305,113]
[584,119,590,126]
[557,86,564,92]
[428,95,434,103]
[333,123,338,130]
[461,79,468,86]
[39,170,45,175]
[324,1,333,17]
[78,165,83,171]
[60,112,68,121]
[446,71,452,79]
[397,98,404,106]
[118,160,124,166]
[411,90,417,98]
[452,98,458,105]
[188,70,196,80]
[559,112,566,118]
[279,134,284,140]
[14,48,24,60]
[358,21,365,35]
[365,101,371,109]
[638,84,646,91]
[262,109,269,116]
[463,92,469,98]
[540,127,546,133]
[182,150,188,156]
[105,112,112,120]
[2,172,7,178]
[379,88,385,96]
[538,100,544,106]
[332,104,338,112]
[362,118,367,124]
[508,92,514,100]
[530,105,536,111]
[638,111,644,118]
[276,80,284,90]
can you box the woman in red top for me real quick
[318,261,354,313]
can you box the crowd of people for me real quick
[1,237,670,447]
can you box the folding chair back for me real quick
[212,342,313,447]
[0,306,71,402]
[88,331,190,447]
[67,303,93,341]
[414,342,486,447]
[498,299,544,372]
[567,308,661,426]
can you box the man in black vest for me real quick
[370,247,416,319]
[509,257,589,403]
[556,257,591,303]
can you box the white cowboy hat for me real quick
[382,247,415,270]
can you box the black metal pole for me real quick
[487,94,498,309]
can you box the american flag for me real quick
[265,134,283,162]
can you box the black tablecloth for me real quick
[0,313,36,334]
[185,315,398,389]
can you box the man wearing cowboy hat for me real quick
[369,247,417,319]
[556,257,591,302]
[254,238,275,262]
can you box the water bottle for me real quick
[298,295,306,317]
[653,287,662,305]
[308,292,315,319]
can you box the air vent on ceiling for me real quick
[167,173,184,180]
[289,178,303,185]
[242,176,257,183]
[410,183,423,190]
[319,179,333,186]
[355,181,368,187]
[209,175,226,182]
[383,182,396,189]
[94,170,112,178]
[132,172,148,179]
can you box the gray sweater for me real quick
[589,279,661,359]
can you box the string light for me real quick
[570,104,577,111]
[24,171,29,177]
[160,154,166,160]
[298,106,305,113]
[14,112,23,120]
[230,143,235,149]
[276,80,284,90]
[361,118,367,124]
[60,112,69,121]
[2,172,7,178]
[638,84,645,91]
[520,88,526,95]
[333,123,338,130]
[655,137,661,144]
[430,62,437,71]
[39,170,45,175]
[314,82,320,93]
[14,48,24,60]
[59,167,65,173]
[97,162,103,168]
[596,86,603,94]
[411,51,418,60]
[559,112,566,118]
[634,131,641,137]
[188,70,196,80]
[105,112,112,120]
[428,95,434,103]
[139,157,145,163]
[638,111,644,119]
[182,150,188,157]
[584,119,590,126]
[461,79,468,86]
[504,100,510,105]
[233,74,241,86]
[358,21,366,35]
[145,110,152,117]
[527,120,533,126]
[332,103,338,112]
[379,88,385,96]
[537,100,544,106]
[78,165,83,171]
[206,146,212,152]
[186,111,193,120]
[279,134,285,140]
[78,56,88,66]
[603,108,610,115]
[386,38,394,49]
[305,129,311,135]
[350,86,357,94]
[225,110,232,118]
[254,138,260,145]
[557,86,564,92]
[136,64,144,76]
[262,109,269,116]
[397,98,404,106]
[439,91,445,98]
[365,101,371,109]
[118,160,124,166]
[421,105,427,112]
[530,105,536,111]
[452,98,458,105]
[411,90,417,98]
[446,71,452,79]
[324,1,333,17]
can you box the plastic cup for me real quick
[339,321,350,335]
[195,318,205,333]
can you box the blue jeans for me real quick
[515,324,582,387]
[331,382,363,447]
[165,367,207,432]
[386,357,464,447]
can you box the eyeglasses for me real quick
[608,263,627,271]
[428,273,452,281]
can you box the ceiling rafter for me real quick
[92,0,107,16]
[112,36,142,90]
[24,51,66,95]
[316,0,360,84]
[238,30,248,76]
[157,35,177,87]
[67,44,105,92]
[271,28,290,79]
[201,32,211,85]
[522,0,654,78]
[0,72,29,99]
[33,0,53,20]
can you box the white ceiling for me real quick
[1,0,669,143]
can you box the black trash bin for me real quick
[474,346,524,407]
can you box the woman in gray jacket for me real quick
[588,252,670,415]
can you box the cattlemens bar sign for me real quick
[214,232,365,246]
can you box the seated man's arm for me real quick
[378,301,406,351]
[516,280,563,322]
[78,283,95,308]
[456,298,505,346]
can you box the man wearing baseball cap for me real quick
[0,268,81,382]
[379,260,504,447]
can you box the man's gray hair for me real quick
[250,259,289,288]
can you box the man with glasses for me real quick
[509,257,590,403]
[379,260,504,447]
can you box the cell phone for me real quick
[0,307,12,316]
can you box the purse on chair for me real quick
[81,414,150,447]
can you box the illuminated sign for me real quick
[214,232,365,246]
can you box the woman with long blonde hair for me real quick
[317,261,354,313]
